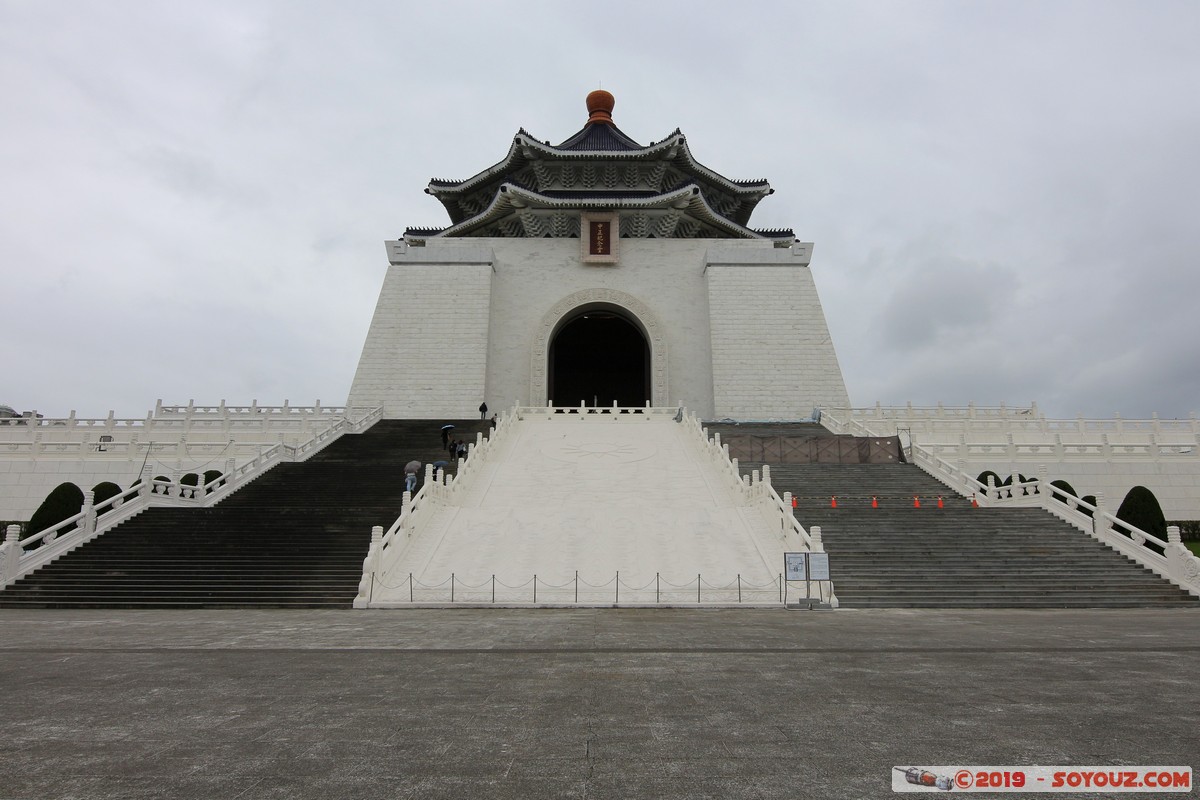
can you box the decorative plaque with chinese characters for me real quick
[581,212,619,264]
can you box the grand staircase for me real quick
[714,423,1197,608]
[3,417,1193,609]
[0,420,488,608]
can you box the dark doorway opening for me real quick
[549,310,649,407]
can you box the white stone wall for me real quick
[484,237,716,415]
[347,244,493,418]
[952,459,1200,521]
[0,404,360,522]
[823,407,1200,519]
[0,461,146,522]
[706,244,850,419]
[348,237,851,421]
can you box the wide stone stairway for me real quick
[719,421,1196,608]
[4,417,1194,609]
[367,412,795,606]
[0,420,487,608]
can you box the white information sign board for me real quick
[784,552,807,581]
[808,552,830,581]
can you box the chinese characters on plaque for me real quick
[581,212,619,264]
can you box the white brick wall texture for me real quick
[707,264,850,420]
[347,259,493,418]
[348,237,851,422]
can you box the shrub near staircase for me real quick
[26,483,85,546]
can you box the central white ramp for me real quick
[361,410,819,606]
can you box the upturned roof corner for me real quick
[406,92,793,242]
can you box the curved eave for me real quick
[425,130,686,203]
[425,129,772,201]
[513,131,772,198]
[421,183,772,240]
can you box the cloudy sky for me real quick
[2,1,1197,420]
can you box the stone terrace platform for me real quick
[1,608,1197,799]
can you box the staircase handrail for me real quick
[353,406,835,608]
[355,407,518,607]
[820,405,1200,444]
[686,410,836,606]
[1,406,384,589]
[902,434,1200,598]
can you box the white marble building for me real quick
[347,90,850,421]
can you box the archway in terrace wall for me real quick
[531,289,668,408]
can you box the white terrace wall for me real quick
[347,237,849,420]
[0,401,366,522]
[706,243,848,420]
[823,405,1200,520]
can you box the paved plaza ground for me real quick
[1,607,1197,799]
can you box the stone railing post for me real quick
[81,491,96,535]
[810,525,823,552]
[1162,525,1200,598]
[1093,492,1109,536]
[3,525,23,583]
[369,525,383,573]
[762,464,771,488]
[986,474,997,501]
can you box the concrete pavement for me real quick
[1,607,1198,799]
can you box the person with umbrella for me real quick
[440,424,455,447]
[404,460,421,494]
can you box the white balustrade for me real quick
[2,406,384,590]
[355,404,839,609]
[897,433,1200,598]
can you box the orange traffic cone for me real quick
[791,496,798,509]
[831,496,838,508]
[871,496,878,509]
[937,496,944,509]
[913,495,921,508]
[971,494,979,508]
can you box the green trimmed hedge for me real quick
[28,482,85,540]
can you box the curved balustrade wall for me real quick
[821,405,1200,520]
[0,401,378,521]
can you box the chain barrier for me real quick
[366,570,789,605]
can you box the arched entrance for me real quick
[549,307,649,407]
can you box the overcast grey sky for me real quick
[2,1,1197,420]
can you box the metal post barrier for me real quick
[779,574,782,603]
[697,574,700,604]
[615,571,619,604]
[409,573,413,603]
[533,574,537,604]
[737,574,742,603]
[656,572,660,604]
[451,573,455,603]
[575,571,578,603]
[492,574,495,604]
